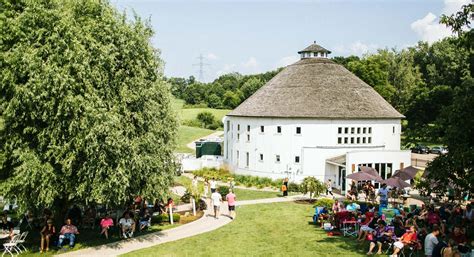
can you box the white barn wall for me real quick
[223,116,409,187]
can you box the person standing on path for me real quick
[210,178,217,193]
[226,190,237,219]
[326,179,334,198]
[282,178,288,197]
[211,188,222,219]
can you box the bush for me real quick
[313,198,335,209]
[181,119,201,127]
[197,199,207,210]
[218,186,229,199]
[288,182,301,192]
[151,213,181,224]
[197,111,216,127]
[180,190,191,203]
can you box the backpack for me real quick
[281,185,287,191]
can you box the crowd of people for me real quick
[315,196,473,257]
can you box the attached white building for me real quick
[222,42,411,192]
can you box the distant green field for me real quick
[172,98,230,153]
[176,126,215,153]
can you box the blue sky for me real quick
[111,0,469,82]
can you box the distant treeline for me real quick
[167,37,470,144]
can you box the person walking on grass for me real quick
[282,178,289,197]
[211,188,222,219]
[326,179,334,198]
[226,189,237,219]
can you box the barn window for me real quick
[344,137,348,144]
[276,155,281,162]
[238,124,240,131]
[296,127,301,134]
[295,156,300,163]
[350,137,354,144]
[260,154,264,161]
[363,137,366,143]
[368,127,372,134]
[277,126,282,133]
[338,127,342,134]
[344,127,349,134]
[260,126,264,133]
[368,137,372,144]
[338,137,342,144]
[247,134,250,142]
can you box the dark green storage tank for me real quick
[195,140,222,158]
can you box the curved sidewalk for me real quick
[58,195,305,257]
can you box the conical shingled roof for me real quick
[298,43,331,54]
[227,58,404,119]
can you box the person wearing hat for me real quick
[40,219,56,253]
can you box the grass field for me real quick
[122,202,366,257]
[232,188,297,200]
[176,126,214,153]
[172,98,230,153]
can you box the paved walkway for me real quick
[58,195,306,257]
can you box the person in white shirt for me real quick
[424,225,440,257]
[211,189,222,219]
[119,212,135,238]
[210,178,217,193]
[378,184,389,207]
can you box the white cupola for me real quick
[298,41,331,59]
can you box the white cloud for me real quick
[241,57,258,69]
[216,64,236,77]
[410,12,452,43]
[276,55,299,68]
[206,53,219,60]
[442,0,470,15]
[333,41,379,56]
[410,0,469,44]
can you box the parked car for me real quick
[411,145,430,154]
[430,146,448,155]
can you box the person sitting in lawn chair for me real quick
[367,221,393,255]
[58,219,79,249]
[40,219,55,253]
[119,212,135,238]
[100,214,114,239]
[389,225,418,257]
[139,209,151,231]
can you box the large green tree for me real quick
[423,3,474,195]
[0,0,178,213]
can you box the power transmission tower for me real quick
[193,54,210,82]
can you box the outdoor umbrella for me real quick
[383,177,411,189]
[359,166,383,182]
[393,166,419,180]
[346,171,380,182]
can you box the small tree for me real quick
[197,111,216,128]
[300,177,325,200]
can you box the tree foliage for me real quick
[300,177,325,200]
[167,69,281,109]
[423,3,474,195]
[0,0,178,212]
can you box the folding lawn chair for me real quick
[2,234,20,257]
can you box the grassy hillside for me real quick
[176,126,215,153]
[172,98,230,153]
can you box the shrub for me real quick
[151,213,181,224]
[313,198,335,209]
[197,199,207,210]
[180,190,191,203]
[197,111,216,128]
[288,182,301,192]
[181,119,202,127]
[218,186,229,199]
[300,177,325,199]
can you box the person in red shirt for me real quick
[450,225,467,245]
[390,226,417,257]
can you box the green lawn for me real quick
[122,202,366,257]
[233,188,297,200]
[179,108,231,123]
[176,126,214,153]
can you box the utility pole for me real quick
[193,54,210,82]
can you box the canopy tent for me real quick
[383,177,411,189]
[359,166,383,181]
[346,171,381,182]
[393,166,419,180]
